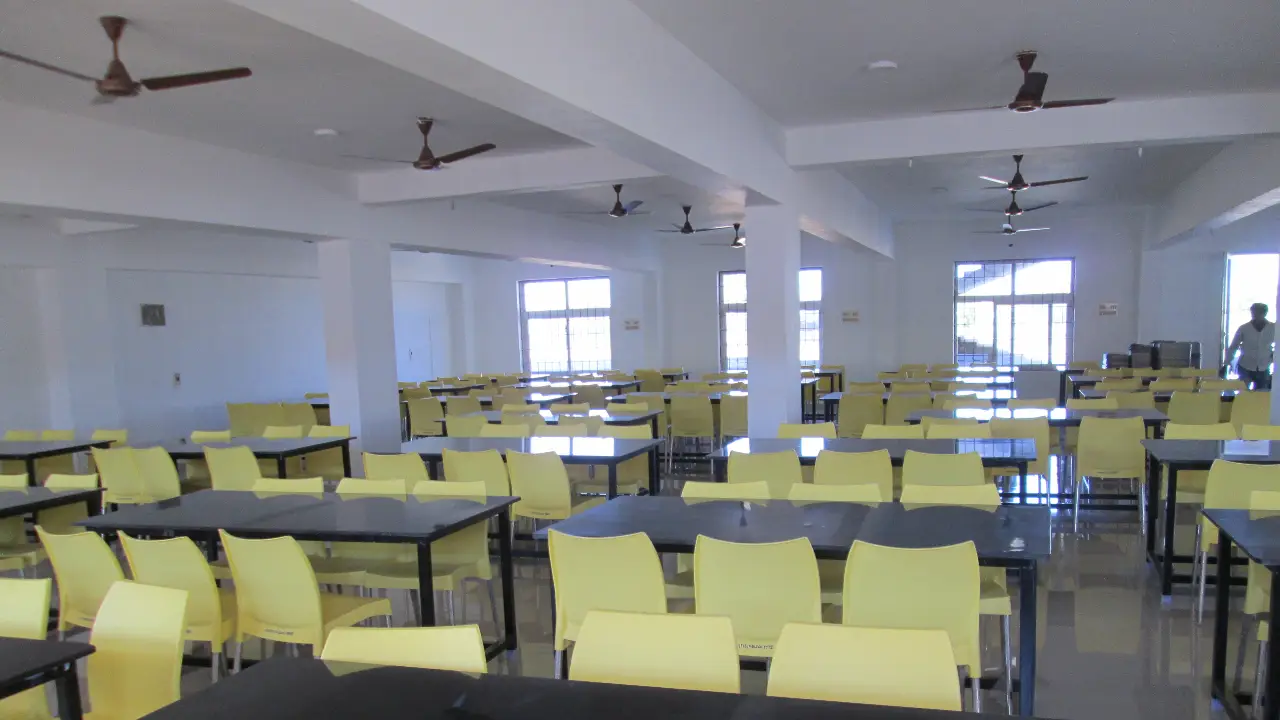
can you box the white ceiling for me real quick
[0,0,582,170]
[839,141,1231,220]
[633,0,1280,127]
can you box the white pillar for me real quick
[318,238,401,455]
[745,204,801,432]
[1272,274,1280,423]
[35,262,121,433]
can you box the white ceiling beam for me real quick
[787,93,1280,168]
[54,218,138,236]
[794,170,893,258]
[356,146,660,205]
[1151,136,1280,247]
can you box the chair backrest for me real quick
[766,623,961,711]
[576,385,608,409]
[843,540,980,672]
[861,423,924,439]
[0,576,54,719]
[90,429,128,445]
[218,531,325,646]
[1007,398,1057,410]
[1201,379,1248,391]
[885,394,933,425]
[1076,416,1146,478]
[669,395,715,437]
[899,483,1000,505]
[635,370,666,393]
[501,403,540,414]
[1167,391,1225,425]
[1108,391,1156,409]
[598,423,652,440]
[118,533,221,636]
[788,483,883,503]
[337,477,408,496]
[889,382,931,395]
[442,449,510,496]
[483,424,533,438]
[226,402,264,437]
[848,382,889,393]
[945,397,993,410]
[253,477,325,494]
[190,430,232,443]
[2,430,38,441]
[88,581,188,719]
[448,396,484,416]
[1066,398,1119,410]
[988,417,1050,475]
[836,393,884,438]
[607,402,649,414]
[547,531,667,651]
[727,451,801,498]
[536,424,589,437]
[507,451,572,519]
[204,446,262,491]
[363,452,430,484]
[263,425,304,439]
[1242,424,1280,440]
[717,394,749,438]
[570,611,740,693]
[812,448,892,501]
[309,424,350,438]
[1150,378,1196,392]
[925,422,992,440]
[1205,461,1280,511]
[901,450,985,487]
[694,536,821,657]
[320,626,487,672]
[549,403,590,414]
[36,528,124,631]
[134,447,183,501]
[280,403,318,432]
[445,414,488,438]
[407,398,445,437]
[1163,422,1237,440]
[1097,378,1143,391]
[778,422,836,439]
[681,480,771,500]
[1231,392,1272,432]
[91,446,149,503]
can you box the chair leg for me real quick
[1257,638,1269,717]
[408,589,422,627]
[233,641,243,673]
[486,579,500,633]
[1001,615,1014,714]
[211,648,222,682]
[554,649,566,679]
[1236,616,1254,695]
[1073,471,1083,532]
[1192,523,1205,623]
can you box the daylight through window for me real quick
[519,277,611,372]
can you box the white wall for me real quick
[0,266,51,430]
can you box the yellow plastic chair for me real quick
[1066,398,1119,410]
[778,422,836,439]
[91,446,150,505]
[570,611,740,693]
[363,452,431,484]
[442,448,510,496]
[1007,398,1057,410]
[135,446,183,501]
[1151,378,1196,392]
[259,426,303,476]
[576,385,609,409]
[185,430,231,488]
[635,370,667,393]
[205,446,263,491]
[253,477,324,494]
[577,424,651,496]
[1241,490,1280,690]
[1162,423,1239,507]
[1243,425,1280,440]
[1192,462,1280,623]
[607,402,650,415]
[1109,391,1156,409]
[694,536,821,657]
[835,393,884,438]
[814,449,893,501]
[84,429,128,474]
[669,395,716,473]
[0,577,54,718]
[681,480,771,500]
[407,398,446,438]
[36,527,125,637]
[902,451,985,487]
[1168,391,1226,425]
[1,430,38,441]
[303,425,350,480]
[37,474,101,536]
[989,417,1051,494]
[447,396,484,416]
[1232,392,1272,432]
[320,626,487,672]
[550,403,591,414]
[718,394,749,439]
[788,483,883,503]
[946,397,994,410]
[885,394,933,425]
[119,533,236,681]
[727,450,801,499]
[1074,416,1146,529]
[482,423,533,438]
[219,531,392,668]
[843,541,981,703]
[547,531,667,675]
[191,430,232,443]
[862,424,925,440]
[900,483,1001,505]
[0,475,44,573]
[925,422,992,440]
[87,581,188,718]
[767,623,961,711]
[848,382,889,393]
[445,414,488,438]
[263,425,303,439]
[508,451,597,522]
[1202,379,1249,391]
[537,424,589,437]
[1097,378,1143,392]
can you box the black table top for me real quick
[0,637,94,690]
[0,440,108,460]
[78,490,516,544]
[1070,375,1157,386]
[158,437,351,460]
[0,487,102,520]
[449,409,662,426]
[908,407,1168,426]
[1078,388,1238,401]
[516,380,640,390]
[143,657,1013,720]
[1204,509,1280,569]
[474,393,576,405]
[877,375,1015,386]
[706,437,1037,466]
[822,389,1017,403]
[1143,439,1280,467]
[403,437,664,463]
[537,496,1049,567]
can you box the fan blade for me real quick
[693,225,736,232]
[1017,72,1049,103]
[623,200,644,213]
[656,229,685,233]
[967,207,1004,212]
[1015,227,1050,233]
[140,67,251,91]
[436,143,497,164]
[979,176,1009,185]
[1041,98,1114,110]
[1029,176,1087,188]
[1021,201,1058,212]
[972,230,1007,234]
[340,154,416,164]
[0,49,98,83]
[624,211,651,216]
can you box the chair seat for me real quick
[980,569,1011,616]
[307,557,372,586]
[320,592,393,637]
[0,544,43,571]
[186,590,237,644]
[665,567,694,600]
[359,559,489,592]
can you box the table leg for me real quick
[650,415,659,440]
[608,463,618,499]
[341,440,353,477]
[1160,467,1178,596]
[648,447,660,496]
[824,401,833,423]
[1058,372,1067,406]
[25,457,37,487]
[1211,534,1231,698]
[1265,570,1280,720]
[1145,455,1160,556]
[416,543,437,626]
[1018,563,1038,716]
[497,510,517,651]
[54,663,84,720]
[276,456,287,480]
[1019,461,1028,504]
[810,383,817,422]
[713,457,726,483]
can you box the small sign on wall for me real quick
[841,310,860,323]
[140,304,166,327]
[623,319,641,331]
[1098,303,1119,316]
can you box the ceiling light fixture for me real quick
[867,60,898,70]
[313,128,339,137]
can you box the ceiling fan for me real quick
[342,117,496,170]
[969,190,1057,217]
[656,205,735,235]
[981,154,1086,192]
[0,16,251,103]
[563,184,649,218]
[944,51,1113,114]
[700,223,746,249]
[974,220,1049,236]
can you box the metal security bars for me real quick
[718,269,823,371]
[954,259,1074,367]
[519,277,612,373]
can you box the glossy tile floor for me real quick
[15,458,1258,718]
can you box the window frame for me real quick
[518,276,612,373]
[952,258,1075,368]
[717,268,823,371]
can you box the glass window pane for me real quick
[799,269,823,303]
[995,304,1013,366]
[721,272,747,305]
[523,280,566,312]
[567,278,611,310]
[724,311,748,371]
[1014,260,1073,295]
[958,263,1012,297]
[567,316,611,372]
[1013,304,1050,365]
[1051,303,1069,365]
[526,318,568,372]
[955,301,994,364]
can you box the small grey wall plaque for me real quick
[141,304,166,327]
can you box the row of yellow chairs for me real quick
[225,402,318,437]
[1069,390,1268,427]
[720,448,1000,500]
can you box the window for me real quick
[1222,253,1279,376]
[954,259,1074,367]
[519,277,611,373]
[717,269,823,371]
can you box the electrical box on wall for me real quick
[623,319,641,331]
[841,310,860,323]
[140,304,166,326]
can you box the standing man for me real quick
[1224,302,1276,389]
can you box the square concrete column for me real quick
[35,262,121,433]
[318,238,401,455]
[1273,275,1280,423]
[745,204,802,432]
